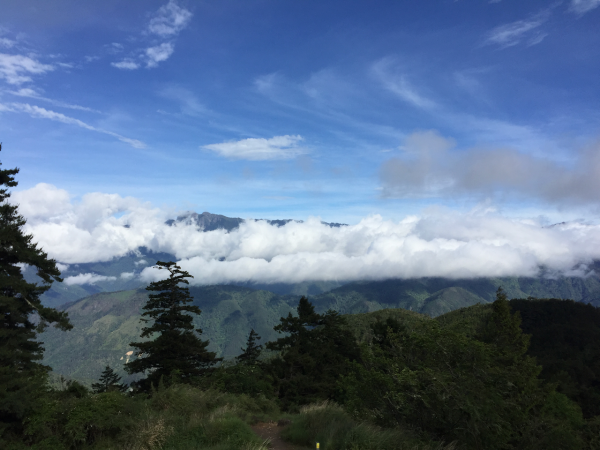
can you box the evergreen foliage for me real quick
[266,296,361,408]
[126,261,221,390]
[510,297,600,418]
[236,328,262,365]
[342,289,547,449]
[0,144,72,443]
[91,366,127,393]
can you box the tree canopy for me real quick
[0,143,72,441]
[266,296,361,408]
[92,366,127,393]
[126,261,220,390]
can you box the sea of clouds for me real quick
[12,183,600,286]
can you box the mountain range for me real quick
[40,271,600,384]
[31,211,600,384]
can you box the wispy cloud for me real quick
[148,0,193,36]
[0,38,16,48]
[0,53,54,85]
[112,0,192,70]
[371,59,437,110]
[159,85,208,116]
[145,42,174,68]
[484,11,550,48]
[570,0,600,14]
[111,60,139,70]
[203,135,305,160]
[8,88,101,113]
[2,102,145,148]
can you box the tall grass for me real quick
[281,402,455,450]
[24,384,278,450]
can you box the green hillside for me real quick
[40,272,600,384]
[40,286,297,383]
[311,274,600,316]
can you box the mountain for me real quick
[40,272,600,384]
[41,285,297,384]
[165,211,346,231]
[307,274,600,316]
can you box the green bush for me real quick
[281,402,453,450]
[18,383,277,450]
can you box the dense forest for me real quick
[3,146,600,450]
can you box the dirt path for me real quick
[251,422,311,450]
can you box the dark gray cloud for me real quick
[380,130,600,205]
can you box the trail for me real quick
[251,421,311,450]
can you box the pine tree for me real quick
[0,143,72,439]
[125,261,221,390]
[236,328,262,365]
[266,296,360,407]
[92,366,127,393]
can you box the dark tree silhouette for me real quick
[236,328,262,365]
[266,296,360,407]
[126,261,220,390]
[92,366,127,393]
[0,143,72,439]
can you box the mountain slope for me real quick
[40,286,297,383]
[40,272,600,383]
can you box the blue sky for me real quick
[2,0,600,227]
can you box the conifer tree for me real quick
[92,366,127,393]
[126,261,220,390]
[0,143,72,439]
[236,328,262,365]
[267,296,360,407]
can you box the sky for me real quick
[3,0,600,284]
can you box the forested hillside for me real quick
[40,271,600,384]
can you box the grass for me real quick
[280,402,456,450]
[21,384,279,450]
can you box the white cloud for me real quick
[5,102,145,148]
[111,1,191,70]
[64,273,117,285]
[120,272,135,280]
[145,42,174,68]
[148,0,193,37]
[570,0,600,14]
[0,53,54,85]
[379,130,600,205]
[13,183,600,284]
[12,183,72,221]
[9,88,101,113]
[203,135,305,160]
[111,60,140,70]
[56,263,70,272]
[484,11,549,48]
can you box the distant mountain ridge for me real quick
[165,211,346,231]
[40,271,600,384]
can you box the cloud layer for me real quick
[12,183,600,286]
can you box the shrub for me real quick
[281,402,453,450]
